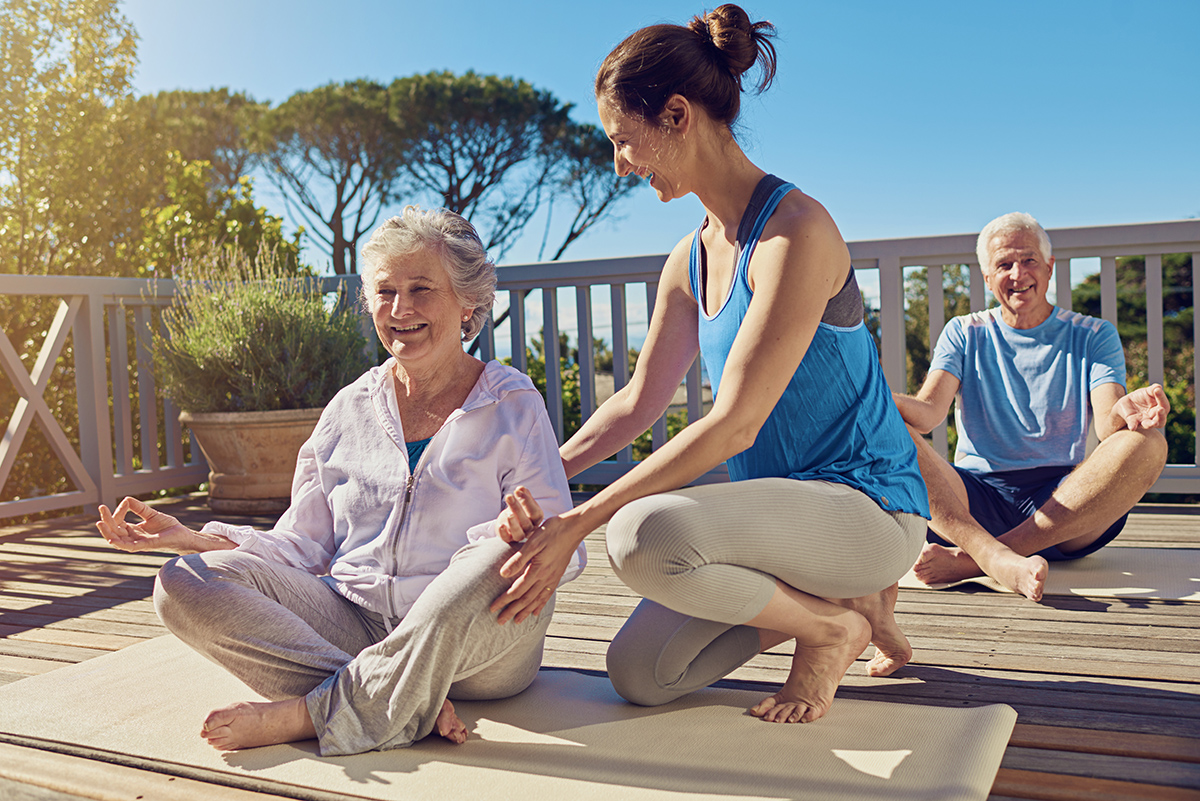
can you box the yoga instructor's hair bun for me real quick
[596,3,777,129]
[687,4,777,93]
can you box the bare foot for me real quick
[749,612,870,724]
[833,583,911,676]
[436,698,468,744]
[914,542,1048,602]
[201,698,316,751]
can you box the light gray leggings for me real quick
[605,478,926,706]
[154,536,552,756]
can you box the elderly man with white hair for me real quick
[894,212,1170,602]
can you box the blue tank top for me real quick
[689,176,929,518]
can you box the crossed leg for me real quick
[156,537,550,755]
[908,426,1167,601]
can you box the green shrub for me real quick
[153,242,370,413]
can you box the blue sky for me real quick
[122,0,1198,271]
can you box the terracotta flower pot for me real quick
[180,408,324,514]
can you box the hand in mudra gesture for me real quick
[96,496,226,554]
[1115,384,1171,431]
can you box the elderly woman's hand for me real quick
[96,496,233,554]
[490,513,584,625]
[495,486,543,543]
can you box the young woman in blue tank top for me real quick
[488,4,930,725]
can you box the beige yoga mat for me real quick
[900,546,1200,601]
[0,635,1015,801]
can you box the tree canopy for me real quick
[256,79,403,275]
[0,0,138,275]
[130,88,265,194]
[389,71,636,263]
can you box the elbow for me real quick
[719,418,763,458]
[909,417,936,436]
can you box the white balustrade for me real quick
[2,220,1198,520]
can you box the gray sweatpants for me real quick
[154,536,552,756]
[605,477,926,706]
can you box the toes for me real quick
[749,696,776,718]
[751,695,813,723]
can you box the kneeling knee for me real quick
[606,631,665,707]
[607,499,691,588]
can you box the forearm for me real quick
[560,410,752,543]
[560,383,673,479]
[892,392,945,435]
[179,529,238,554]
[1095,407,1126,441]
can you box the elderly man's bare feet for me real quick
[914,541,1048,602]
[436,699,468,744]
[750,612,870,723]
[201,697,315,751]
[833,583,911,676]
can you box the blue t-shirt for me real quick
[929,306,1125,473]
[691,177,929,518]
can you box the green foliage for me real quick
[904,265,973,394]
[1073,254,1195,467]
[389,71,634,262]
[153,243,370,413]
[128,152,302,277]
[0,0,139,276]
[257,79,403,275]
[130,88,265,193]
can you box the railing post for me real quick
[1056,257,1072,311]
[76,291,116,509]
[970,263,987,312]
[878,254,905,392]
[509,290,527,373]
[108,303,134,476]
[135,305,160,472]
[1100,256,1118,327]
[576,285,596,421]
[610,283,633,464]
[646,281,667,447]
[1145,254,1164,388]
[543,288,563,443]
[926,265,949,456]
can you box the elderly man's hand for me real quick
[1115,384,1171,431]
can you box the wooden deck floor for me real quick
[0,494,1198,800]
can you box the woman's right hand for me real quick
[96,496,211,554]
[495,486,544,543]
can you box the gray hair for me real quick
[360,206,496,341]
[976,212,1053,272]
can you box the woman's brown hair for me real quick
[595,4,777,129]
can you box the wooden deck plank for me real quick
[1010,724,1200,764]
[992,768,1200,801]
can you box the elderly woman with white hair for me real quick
[96,206,585,756]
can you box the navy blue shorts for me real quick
[927,464,1126,562]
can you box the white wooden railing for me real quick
[1,219,1197,520]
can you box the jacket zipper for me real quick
[381,385,499,620]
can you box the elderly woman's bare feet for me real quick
[201,697,315,751]
[833,583,911,676]
[914,541,1048,602]
[436,699,468,744]
[750,612,870,723]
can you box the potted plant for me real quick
[153,242,371,513]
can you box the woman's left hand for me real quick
[490,514,584,625]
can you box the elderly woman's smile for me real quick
[370,247,473,368]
